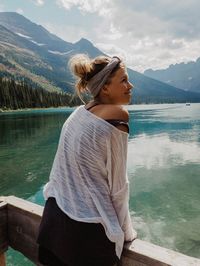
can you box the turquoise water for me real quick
[0,103,200,264]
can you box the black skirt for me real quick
[37,197,119,266]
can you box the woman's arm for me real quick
[106,107,137,241]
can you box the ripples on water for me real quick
[0,104,200,264]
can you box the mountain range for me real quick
[0,11,200,104]
[144,58,200,93]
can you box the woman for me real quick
[37,54,137,266]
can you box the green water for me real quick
[0,104,200,265]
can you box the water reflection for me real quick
[0,110,72,198]
[128,133,200,172]
[127,135,200,257]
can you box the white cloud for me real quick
[96,43,126,58]
[43,22,89,43]
[108,23,122,40]
[114,0,200,39]
[53,0,200,72]
[16,8,24,15]
[34,0,45,6]
[0,3,4,12]
[56,0,112,15]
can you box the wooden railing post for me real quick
[0,198,8,266]
[0,253,6,266]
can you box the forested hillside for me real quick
[0,78,82,110]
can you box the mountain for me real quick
[0,12,105,94]
[0,11,73,52]
[73,38,106,58]
[128,68,200,103]
[1,12,200,103]
[0,23,68,92]
[144,58,200,93]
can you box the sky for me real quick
[1,0,200,73]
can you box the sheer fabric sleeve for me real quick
[106,131,137,242]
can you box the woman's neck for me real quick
[91,98,112,105]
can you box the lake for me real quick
[0,103,200,265]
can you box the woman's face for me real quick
[104,67,133,105]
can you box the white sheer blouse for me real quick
[43,105,137,259]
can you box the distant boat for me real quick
[186,103,191,106]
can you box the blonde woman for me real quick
[37,54,137,266]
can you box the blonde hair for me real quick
[68,54,122,103]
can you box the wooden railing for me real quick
[0,196,200,266]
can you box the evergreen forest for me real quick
[0,78,84,110]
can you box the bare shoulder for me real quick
[99,104,129,121]
[107,105,129,121]
[88,104,129,133]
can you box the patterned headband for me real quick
[86,56,121,98]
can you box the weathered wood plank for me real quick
[0,196,43,217]
[8,206,41,263]
[122,240,200,266]
[0,201,8,255]
[4,197,43,265]
[0,253,6,266]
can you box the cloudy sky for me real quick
[1,0,200,72]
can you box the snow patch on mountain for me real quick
[16,32,31,39]
[48,49,74,55]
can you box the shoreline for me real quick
[0,102,197,113]
[0,106,74,113]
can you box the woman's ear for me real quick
[101,84,110,96]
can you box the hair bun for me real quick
[68,54,92,80]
